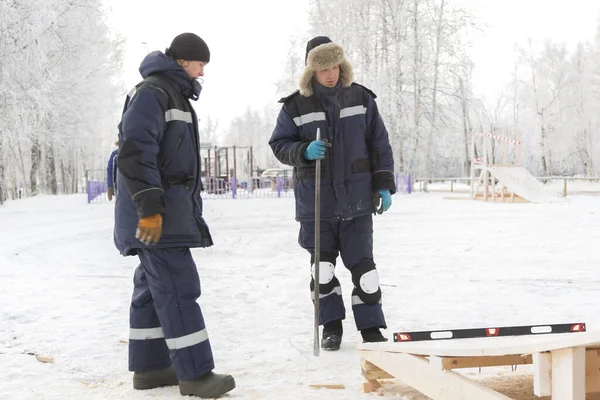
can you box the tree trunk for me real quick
[540,124,549,176]
[585,123,595,176]
[0,130,4,205]
[30,138,41,196]
[15,137,28,196]
[61,160,68,195]
[423,0,445,191]
[70,160,78,194]
[410,0,421,175]
[46,142,58,194]
[459,77,471,177]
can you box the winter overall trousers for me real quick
[298,214,386,330]
[128,247,214,380]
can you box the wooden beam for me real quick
[436,354,532,370]
[551,347,585,400]
[308,384,345,390]
[533,352,552,397]
[473,193,528,203]
[360,359,387,393]
[360,350,512,400]
[362,369,394,380]
[361,359,395,379]
[357,331,600,358]
[361,380,381,393]
[534,348,600,396]
[586,348,600,393]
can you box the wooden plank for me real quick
[473,193,528,203]
[550,347,585,400]
[361,359,379,371]
[357,331,600,357]
[586,348,600,393]
[308,384,345,389]
[437,354,532,370]
[361,359,394,380]
[360,350,512,400]
[35,355,54,363]
[360,359,387,393]
[533,352,552,397]
[532,348,600,396]
[363,369,394,380]
[361,380,381,393]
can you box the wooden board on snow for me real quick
[357,331,600,399]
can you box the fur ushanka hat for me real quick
[299,36,354,97]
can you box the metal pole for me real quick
[249,146,254,192]
[313,127,321,357]
[233,145,237,188]
[207,150,211,177]
[249,146,254,178]
[214,146,218,177]
[225,147,230,181]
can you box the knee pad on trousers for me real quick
[311,261,335,285]
[310,253,338,295]
[351,259,381,304]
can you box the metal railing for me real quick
[413,176,600,196]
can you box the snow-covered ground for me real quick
[1,192,599,399]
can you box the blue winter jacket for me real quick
[114,51,213,256]
[107,149,118,189]
[268,82,396,222]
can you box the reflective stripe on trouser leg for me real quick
[128,263,171,372]
[138,248,214,380]
[350,258,386,330]
[309,254,345,325]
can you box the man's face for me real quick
[314,65,340,88]
[181,61,206,79]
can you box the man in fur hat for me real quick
[268,36,396,350]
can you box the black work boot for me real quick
[133,366,178,390]
[321,319,343,351]
[361,327,388,343]
[179,371,236,398]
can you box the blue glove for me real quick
[304,140,330,160]
[373,190,392,214]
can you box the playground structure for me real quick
[200,144,297,198]
[201,143,254,194]
[358,327,600,399]
[84,144,295,203]
[469,130,563,203]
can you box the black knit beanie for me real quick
[166,33,210,63]
[305,36,332,64]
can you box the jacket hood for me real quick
[139,51,202,100]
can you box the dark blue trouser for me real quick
[298,214,386,330]
[128,247,214,380]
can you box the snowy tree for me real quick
[0,0,124,201]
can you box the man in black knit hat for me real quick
[114,33,235,397]
[269,36,396,351]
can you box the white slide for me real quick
[486,166,564,203]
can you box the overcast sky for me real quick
[103,0,310,128]
[459,0,600,103]
[104,0,600,129]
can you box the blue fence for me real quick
[87,173,412,203]
[202,173,412,200]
